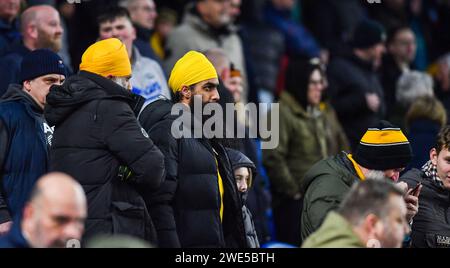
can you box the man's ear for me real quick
[221,68,230,82]
[363,213,381,236]
[180,85,192,100]
[430,148,438,166]
[23,80,32,92]
[22,203,34,223]
[27,23,38,40]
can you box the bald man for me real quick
[0,5,64,95]
[0,172,87,248]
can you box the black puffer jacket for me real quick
[44,71,165,243]
[140,99,246,248]
[400,169,450,248]
[227,148,260,248]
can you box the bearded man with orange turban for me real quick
[138,50,248,248]
[44,38,166,243]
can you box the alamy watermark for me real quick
[170,96,279,150]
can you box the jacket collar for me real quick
[280,91,310,117]
[348,53,375,72]
[79,71,145,117]
[2,84,44,114]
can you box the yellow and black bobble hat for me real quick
[353,120,413,170]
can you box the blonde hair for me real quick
[406,96,447,130]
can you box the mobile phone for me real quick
[410,182,422,196]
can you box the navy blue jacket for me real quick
[407,120,442,170]
[0,220,29,248]
[0,84,49,224]
[0,18,21,56]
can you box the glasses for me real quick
[309,79,324,86]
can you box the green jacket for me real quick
[263,92,338,201]
[300,152,360,240]
[302,212,365,248]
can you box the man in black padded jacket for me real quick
[44,38,165,244]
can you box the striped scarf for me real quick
[422,160,444,188]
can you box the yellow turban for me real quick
[168,51,218,93]
[79,38,131,78]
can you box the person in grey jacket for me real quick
[227,148,260,248]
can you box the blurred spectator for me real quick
[97,7,171,102]
[164,0,248,101]
[150,8,177,60]
[45,38,165,243]
[205,48,243,103]
[226,64,244,103]
[264,0,323,61]
[400,126,450,247]
[0,172,87,248]
[406,96,447,169]
[389,71,434,128]
[154,0,186,21]
[239,0,284,104]
[67,0,119,71]
[300,121,417,241]
[0,49,66,235]
[369,0,408,32]
[408,0,434,70]
[119,0,161,62]
[229,0,241,21]
[433,0,450,60]
[302,179,410,248]
[0,0,21,55]
[86,234,153,248]
[327,19,386,150]
[55,0,75,73]
[140,51,246,248]
[227,148,260,248]
[381,26,417,119]
[263,58,347,246]
[0,5,63,96]
[303,0,366,57]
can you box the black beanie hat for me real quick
[350,19,387,49]
[20,49,67,83]
[353,120,413,170]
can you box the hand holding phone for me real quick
[408,182,422,197]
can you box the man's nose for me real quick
[211,89,220,102]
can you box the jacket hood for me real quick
[302,212,364,248]
[226,148,257,186]
[2,84,43,113]
[45,71,144,126]
[299,152,358,195]
[139,98,175,128]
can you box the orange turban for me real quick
[168,51,218,93]
[79,38,131,78]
